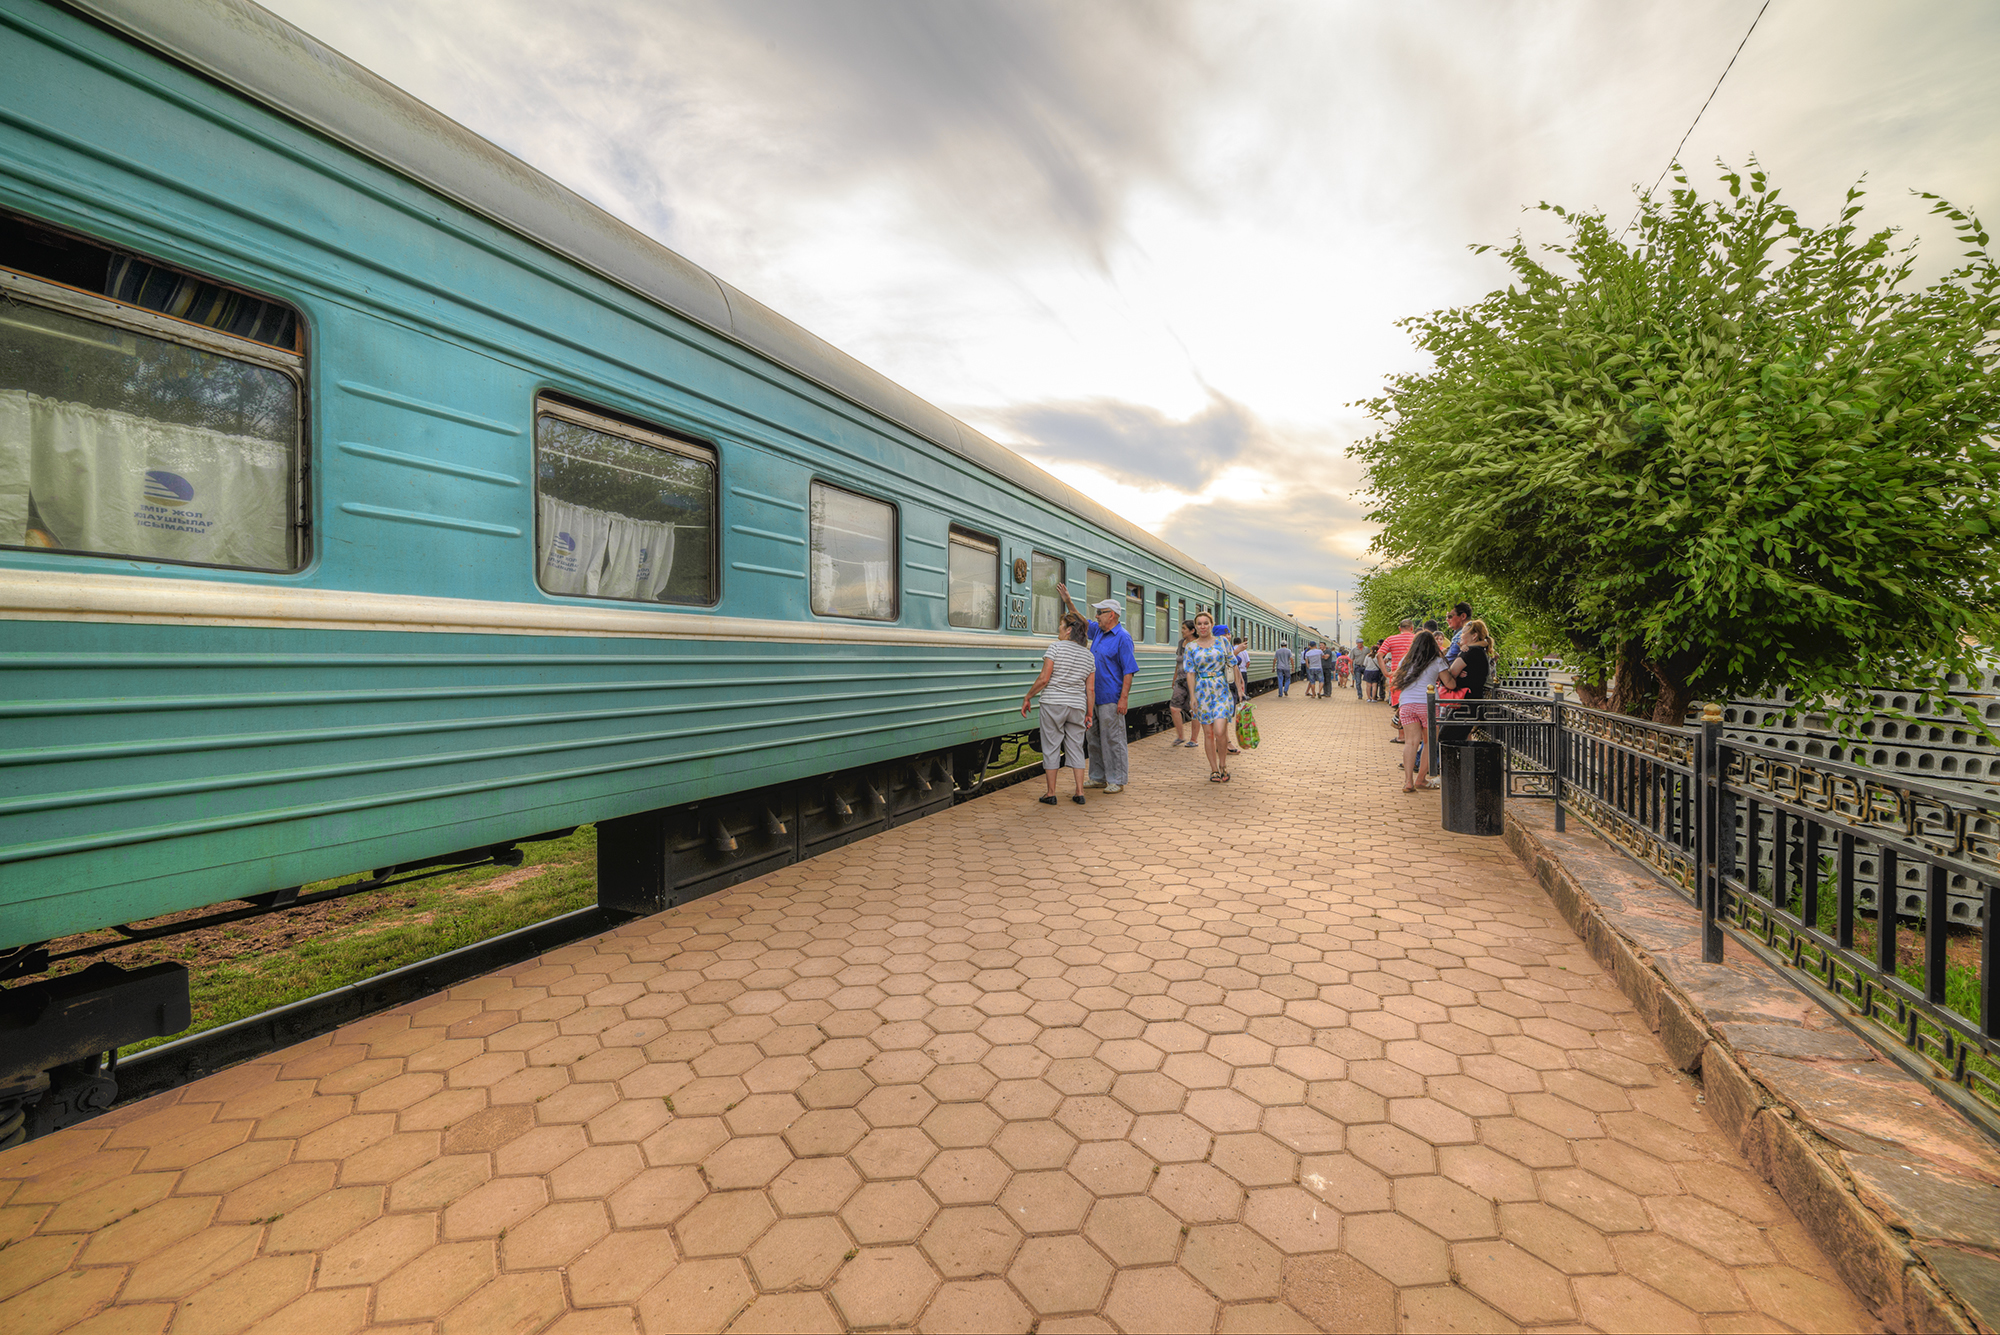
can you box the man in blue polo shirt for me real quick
[1058,586,1139,793]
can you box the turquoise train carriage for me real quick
[0,0,1326,1137]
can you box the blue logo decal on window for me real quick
[553,532,576,554]
[143,471,194,506]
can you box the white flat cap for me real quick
[1092,600,1122,612]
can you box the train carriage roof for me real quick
[64,0,1232,589]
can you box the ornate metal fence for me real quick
[1708,720,1999,1109]
[1425,691,1563,825]
[1477,689,1998,1113]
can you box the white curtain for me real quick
[0,389,292,567]
[536,495,613,596]
[601,515,675,602]
[539,495,674,601]
[0,393,28,546]
[863,560,891,618]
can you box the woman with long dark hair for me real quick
[1392,631,1446,792]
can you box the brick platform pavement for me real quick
[0,692,1882,1334]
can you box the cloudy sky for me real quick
[263,0,2000,632]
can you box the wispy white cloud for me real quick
[990,393,1257,493]
[264,0,2000,629]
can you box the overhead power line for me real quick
[1623,0,1773,235]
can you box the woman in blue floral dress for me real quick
[1180,611,1240,782]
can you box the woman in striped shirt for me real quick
[1022,612,1097,805]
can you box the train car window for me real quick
[1179,598,1188,631]
[1155,591,1170,644]
[1031,552,1065,635]
[810,482,897,620]
[1086,569,1110,607]
[947,525,998,630]
[535,399,716,604]
[1125,582,1143,637]
[0,231,304,571]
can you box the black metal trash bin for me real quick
[1441,740,1505,836]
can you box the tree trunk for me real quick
[1647,651,1701,726]
[1608,641,1650,717]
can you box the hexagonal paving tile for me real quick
[0,698,1881,1335]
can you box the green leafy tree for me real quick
[1354,164,2000,726]
[1353,562,1555,673]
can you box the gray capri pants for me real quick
[1039,703,1088,770]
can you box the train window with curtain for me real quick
[1125,582,1143,638]
[810,482,897,620]
[0,215,303,570]
[534,398,716,604]
[1155,591,1169,644]
[947,524,998,629]
[1086,569,1110,608]
[1031,552,1065,635]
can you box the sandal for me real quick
[1209,772,1224,782]
[1039,794,1058,805]
[1217,771,1231,782]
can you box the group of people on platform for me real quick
[1355,603,1495,793]
[1270,640,1353,698]
[1019,586,1143,805]
[1019,586,1269,798]
[1018,589,1495,802]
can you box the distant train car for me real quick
[0,0,1316,1137]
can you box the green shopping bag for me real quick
[1235,703,1260,750]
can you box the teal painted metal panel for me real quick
[0,0,1244,950]
[0,625,1054,943]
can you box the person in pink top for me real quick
[1378,619,1417,744]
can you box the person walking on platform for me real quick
[1058,586,1139,794]
[1302,642,1325,698]
[1182,611,1239,783]
[1170,620,1196,747]
[1392,630,1446,792]
[1380,619,1418,743]
[1224,626,1249,753]
[1021,612,1095,805]
[1274,640,1294,697]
